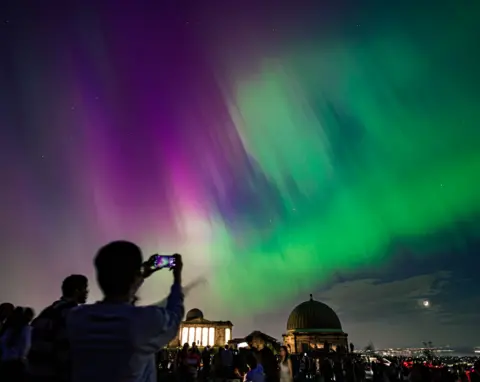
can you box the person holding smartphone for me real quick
[66,241,184,382]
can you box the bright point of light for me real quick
[423,300,430,307]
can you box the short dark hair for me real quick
[0,303,14,318]
[62,275,88,297]
[95,241,143,296]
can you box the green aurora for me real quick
[211,5,480,310]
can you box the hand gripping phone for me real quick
[149,254,176,271]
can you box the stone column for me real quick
[215,326,226,346]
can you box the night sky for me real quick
[1,0,480,349]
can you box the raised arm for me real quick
[138,254,185,352]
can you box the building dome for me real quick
[186,308,204,321]
[287,295,342,331]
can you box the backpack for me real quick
[28,300,76,366]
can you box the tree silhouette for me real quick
[422,341,434,360]
[364,341,375,352]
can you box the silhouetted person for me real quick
[249,335,278,382]
[212,347,223,379]
[279,346,293,382]
[0,307,32,381]
[191,342,200,355]
[221,344,233,378]
[321,358,334,382]
[245,352,265,382]
[157,348,169,372]
[178,343,190,378]
[201,346,211,381]
[0,303,15,336]
[344,358,355,382]
[29,275,88,382]
[185,347,201,382]
[354,359,366,382]
[333,357,344,382]
[66,241,184,382]
[23,308,35,324]
[470,361,480,382]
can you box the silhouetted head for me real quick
[251,334,265,350]
[474,360,480,371]
[62,274,89,304]
[1,306,26,346]
[0,303,15,322]
[95,241,143,301]
[4,307,24,330]
[23,307,35,323]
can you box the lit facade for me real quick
[168,308,233,348]
[283,330,348,353]
[229,330,281,351]
[282,295,348,354]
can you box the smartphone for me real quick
[150,254,176,270]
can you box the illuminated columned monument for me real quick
[168,308,233,348]
[283,295,348,354]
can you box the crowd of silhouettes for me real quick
[0,240,479,382]
[0,304,35,381]
[0,240,184,382]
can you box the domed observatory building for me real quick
[283,295,348,354]
[168,308,233,348]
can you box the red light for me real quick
[466,371,471,382]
